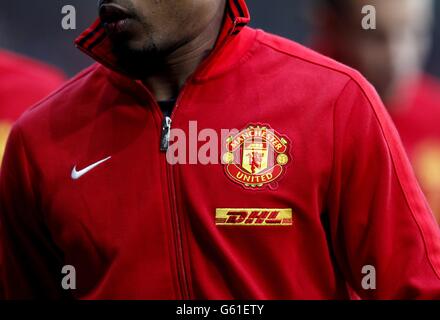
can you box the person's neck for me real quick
[143,3,226,102]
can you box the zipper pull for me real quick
[160,116,172,152]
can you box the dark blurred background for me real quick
[0,0,438,77]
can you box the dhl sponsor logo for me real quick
[215,208,293,226]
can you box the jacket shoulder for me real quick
[254,30,395,141]
[255,30,375,93]
[15,63,105,128]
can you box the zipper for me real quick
[160,116,172,152]
[162,88,191,299]
[153,84,192,300]
[165,148,190,299]
[138,26,238,300]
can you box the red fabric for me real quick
[1,0,440,299]
[388,75,440,224]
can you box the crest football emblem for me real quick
[223,124,291,189]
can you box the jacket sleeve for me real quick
[328,78,440,299]
[0,123,67,299]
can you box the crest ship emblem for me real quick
[223,124,291,190]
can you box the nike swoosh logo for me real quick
[71,156,112,180]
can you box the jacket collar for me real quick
[75,0,253,81]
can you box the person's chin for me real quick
[111,39,160,78]
[113,38,157,58]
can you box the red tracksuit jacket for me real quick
[1,0,440,299]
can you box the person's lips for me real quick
[99,3,133,35]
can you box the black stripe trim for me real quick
[87,31,107,51]
[226,2,235,22]
[231,0,245,18]
[77,23,103,48]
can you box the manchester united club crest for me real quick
[223,124,291,190]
